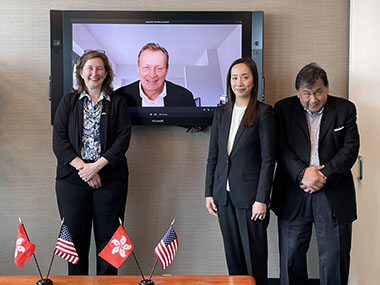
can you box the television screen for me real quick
[50,11,263,126]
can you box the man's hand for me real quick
[301,165,327,193]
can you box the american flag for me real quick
[54,224,79,264]
[154,225,178,270]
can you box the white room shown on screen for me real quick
[72,23,242,107]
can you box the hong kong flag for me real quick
[14,224,36,267]
[98,225,134,268]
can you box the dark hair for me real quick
[295,62,329,90]
[138,43,169,69]
[73,50,114,95]
[226,58,259,127]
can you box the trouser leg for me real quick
[315,218,352,285]
[56,176,93,275]
[235,207,269,285]
[278,193,315,285]
[278,218,313,285]
[218,193,269,285]
[311,186,353,285]
[93,178,128,275]
[218,196,248,275]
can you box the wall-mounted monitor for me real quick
[50,10,264,126]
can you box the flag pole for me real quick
[18,217,43,280]
[118,218,146,281]
[148,218,176,280]
[132,251,145,280]
[45,218,64,281]
[148,259,159,281]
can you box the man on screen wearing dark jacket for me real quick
[115,43,195,107]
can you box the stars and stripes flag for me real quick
[54,224,79,264]
[154,225,178,270]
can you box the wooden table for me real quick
[0,275,255,284]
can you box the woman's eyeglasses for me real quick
[83,49,105,54]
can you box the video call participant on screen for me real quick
[271,63,360,285]
[205,58,276,285]
[53,50,131,275]
[115,43,196,107]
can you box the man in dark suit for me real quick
[115,43,195,107]
[271,63,360,285]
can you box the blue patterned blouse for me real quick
[80,91,110,161]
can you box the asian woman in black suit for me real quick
[205,58,276,285]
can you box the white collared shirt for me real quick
[139,82,167,107]
[304,107,324,166]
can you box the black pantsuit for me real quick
[53,92,131,275]
[205,102,276,285]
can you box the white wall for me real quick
[217,26,242,93]
[185,49,224,106]
[349,0,380,284]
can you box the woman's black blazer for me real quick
[205,102,276,208]
[53,92,131,180]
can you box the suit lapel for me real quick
[223,106,245,156]
[135,81,142,107]
[221,107,233,152]
[230,124,245,155]
[100,98,110,152]
[78,98,84,148]
[163,80,170,106]
[319,96,336,143]
[291,100,310,141]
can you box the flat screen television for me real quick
[50,10,264,126]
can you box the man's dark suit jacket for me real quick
[205,103,276,208]
[271,95,360,223]
[115,80,196,107]
[53,92,132,181]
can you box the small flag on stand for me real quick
[98,225,134,268]
[54,224,79,264]
[154,225,178,270]
[14,224,36,267]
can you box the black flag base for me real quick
[36,278,53,285]
[139,279,154,285]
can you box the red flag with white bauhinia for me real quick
[14,224,36,267]
[98,225,134,268]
